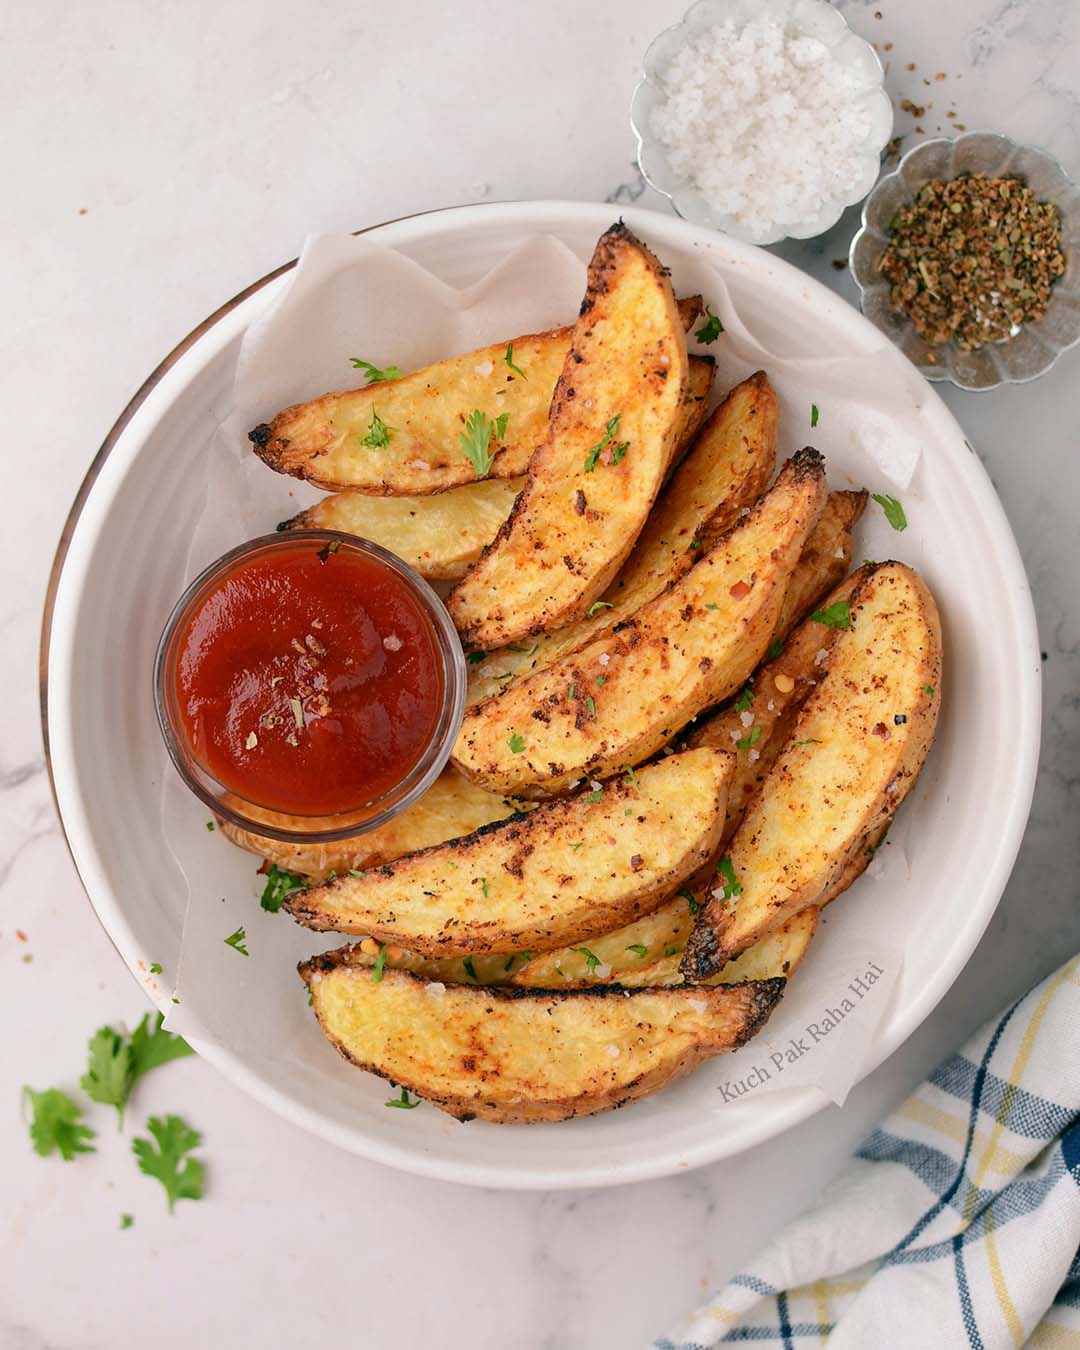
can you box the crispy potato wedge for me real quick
[466,371,779,706]
[682,562,942,979]
[774,489,868,639]
[452,449,827,798]
[688,564,873,838]
[249,296,705,497]
[216,770,523,881]
[279,477,524,581]
[446,224,691,648]
[284,749,732,956]
[299,959,785,1122]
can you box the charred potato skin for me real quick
[284,749,731,956]
[682,561,942,980]
[299,960,785,1123]
[446,224,691,648]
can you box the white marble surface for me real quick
[2,1,1078,1345]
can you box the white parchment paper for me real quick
[164,230,917,1107]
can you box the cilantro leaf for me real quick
[585,695,596,718]
[583,414,627,472]
[733,684,754,712]
[663,944,682,958]
[626,944,649,958]
[371,944,387,982]
[385,1087,420,1109]
[767,638,784,660]
[149,962,163,975]
[717,856,742,901]
[679,888,700,917]
[132,1114,204,1214]
[792,738,821,748]
[360,408,395,449]
[504,341,527,379]
[494,411,510,439]
[81,1027,133,1122]
[570,946,601,974]
[811,403,820,428]
[130,1012,194,1082]
[224,927,249,956]
[582,789,604,803]
[810,599,853,630]
[623,765,639,787]
[466,650,486,664]
[695,308,724,344]
[462,957,478,980]
[586,600,613,617]
[924,684,936,699]
[349,358,404,384]
[120,1213,134,1230]
[23,1087,96,1161]
[459,409,503,477]
[871,492,908,532]
[508,733,526,754]
[735,724,762,750]
[259,864,306,913]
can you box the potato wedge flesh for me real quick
[284,748,731,956]
[466,370,778,706]
[683,562,942,977]
[446,225,691,647]
[301,961,785,1122]
[452,449,827,798]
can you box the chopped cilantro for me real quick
[570,946,601,974]
[810,599,853,630]
[259,863,306,913]
[585,695,596,718]
[149,962,163,975]
[924,684,936,699]
[205,820,215,832]
[811,403,820,428]
[583,414,627,473]
[480,877,490,898]
[360,408,395,448]
[582,789,604,804]
[679,888,700,917]
[792,738,821,748]
[223,927,248,956]
[504,342,527,380]
[349,358,404,384]
[23,1087,95,1161]
[120,1213,134,1230]
[567,682,576,700]
[586,600,613,617]
[695,308,724,344]
[733,684,754,712]
[371,945,387,982]
[385,1087,420,1109]
[626,944,649,958]
[622,765,639,787]
[348,868,366,879]
[767,638,784,659]
[663,945,682,958]
[871,492,907,531]
[459,409,503,477]
[735,724,762,750]
[569,841,584,851]
[466,651,486,664]
[495,411,510,439]
[508,733,526,754]
[717,856,741,900]
[462,957,478,980]
[705,602,720,610]
[132,1114,204,1213]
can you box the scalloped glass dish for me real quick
[850,133,1080,390]
[631,0,893,246]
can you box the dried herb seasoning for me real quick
[878,174,1065,351]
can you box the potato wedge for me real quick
[682,562,942,979]
[249,296,705,497]
[284,748,732,956]
[279,477,524,581]
[688,563,873,838]
[466,370,778,706]
[299,959,785,1122]
[774,489,868,639]
[216,769,523,881]
[446,224,691,648]
[452,449,827,798]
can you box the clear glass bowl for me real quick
[153,531,466,844]
[849,132,1080,391]
[630,0,894,246]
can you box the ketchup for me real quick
[174,540,444,815]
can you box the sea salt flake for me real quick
[383,633,403,652]
[474,360,493,377]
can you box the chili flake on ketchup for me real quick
[172,536,447,816]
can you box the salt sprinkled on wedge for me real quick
[383,633,403,652]
[650,15,871,236]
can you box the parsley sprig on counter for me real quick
[133,1115,205,1213]
[81,1014,193,1124]
[23,1087,96,1160]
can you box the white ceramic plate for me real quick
[43,202,1040,1189]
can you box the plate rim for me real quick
[41,200,1041,1189]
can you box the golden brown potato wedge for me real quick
[216,770,523,881]
[682,562,942,979]
[299,958,785,1122]
[452,449,827,798]
[279,477,524,581]
[774,489,868,639]
[446,224,691,648]
[466,371,779,706]
[248,297,705,497]
[284,749,732,956]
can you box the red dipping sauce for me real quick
[172,538,447,816]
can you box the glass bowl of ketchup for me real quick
[154,531,466,843]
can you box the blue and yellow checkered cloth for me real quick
[655,953,1080,1349]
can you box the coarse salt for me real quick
[383,633,403,652]
[650,16,872,235]
[474,360,494,377]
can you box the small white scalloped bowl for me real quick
[631,0,894,246]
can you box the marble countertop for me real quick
[3,1,1078,1345]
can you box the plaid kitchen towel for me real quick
[654,952,1080,1349]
